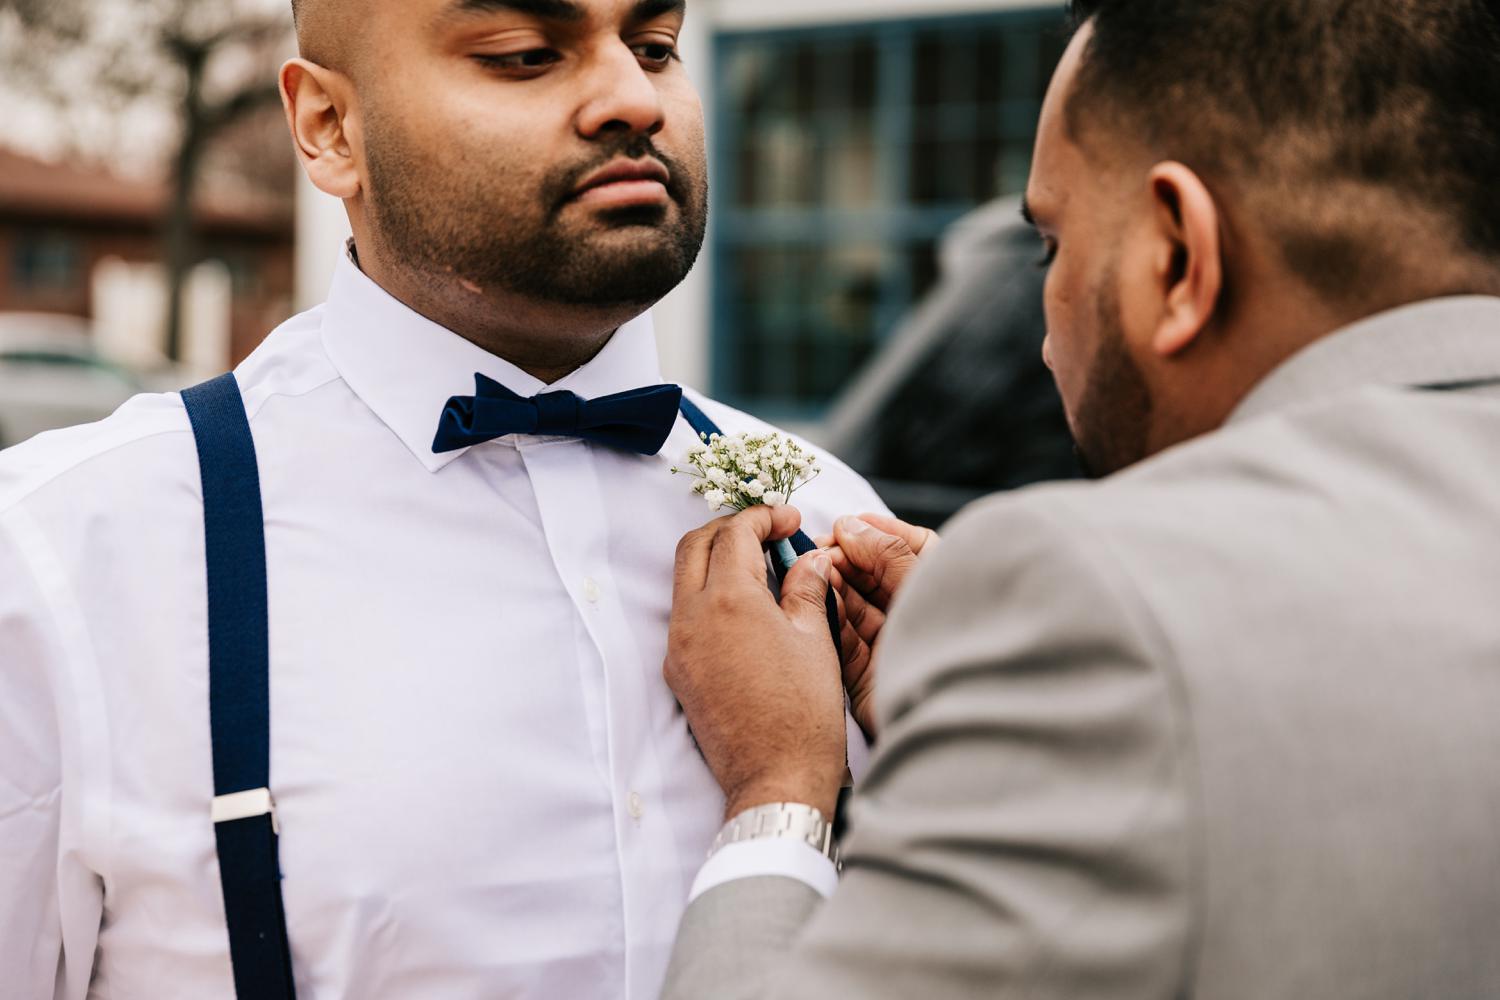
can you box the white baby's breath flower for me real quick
[670,430,822,514]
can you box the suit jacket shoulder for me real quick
[967,385,1500,999]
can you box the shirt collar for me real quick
[1228,295,1500,425]
[319,250,667,472]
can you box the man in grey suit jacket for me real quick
[657,1,1500,997]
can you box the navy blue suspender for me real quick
[181,373,297,1000]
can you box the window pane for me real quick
[13,231,82,294]
[715,11,1068,413]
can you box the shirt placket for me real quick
[516,437,674,1000]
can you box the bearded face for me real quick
[336,0,709,316]
[364,114,707,311]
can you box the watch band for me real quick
[709,802,841,871]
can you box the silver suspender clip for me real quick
[211,787,280,835]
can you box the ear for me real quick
[280,58,361,201]
[1146,161,1223,357]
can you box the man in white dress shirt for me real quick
[0,0,884,996]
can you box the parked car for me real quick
[0,313,144,450]
[818,197,1082,528]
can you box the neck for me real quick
[1144,234,1500,459]
[354,240,637,386]
[1147,277,1354,455]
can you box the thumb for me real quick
[780,550,833,635]
[833,516,920,608]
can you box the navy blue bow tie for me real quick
[433,374,685,456]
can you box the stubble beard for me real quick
[366,126,709,311]
[1069,270,1155,479]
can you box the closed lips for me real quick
[569,159,673,207]
[574,159,671,195]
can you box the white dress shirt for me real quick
[0,253,884,1000]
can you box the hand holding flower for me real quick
[672,430,823,574]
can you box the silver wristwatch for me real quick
[709,802,841,871]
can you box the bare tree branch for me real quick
[203,82,284,135]
[1,0,295,360]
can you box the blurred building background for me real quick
[2,0,1077,524]
[0,0,294,414]
[0,146,293,369]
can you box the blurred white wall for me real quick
[182,260,233,380]
[295,168,353,312]
[648,0,714,390]
[92,257,232,381]
[93,259,167,370]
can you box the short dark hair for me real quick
[1066,0,1500,294]
[289,0,350,69]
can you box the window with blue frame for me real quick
[12,230,83,296]
[712,10,1069,416]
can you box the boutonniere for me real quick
[672,430,822,573]
[671,430,821,513]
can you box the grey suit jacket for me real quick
[662,297,1500,1000]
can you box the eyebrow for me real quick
[629,0,687,21]
[446,0,587,23]
[445,0,686,24]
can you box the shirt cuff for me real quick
[689,837,839,902]
[847,710,872,782]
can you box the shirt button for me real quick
[583,578,601,604]
[628,791,644,820]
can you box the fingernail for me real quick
[838,516,871,535]
[811,553,832,580]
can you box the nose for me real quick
[576,42,666,140]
